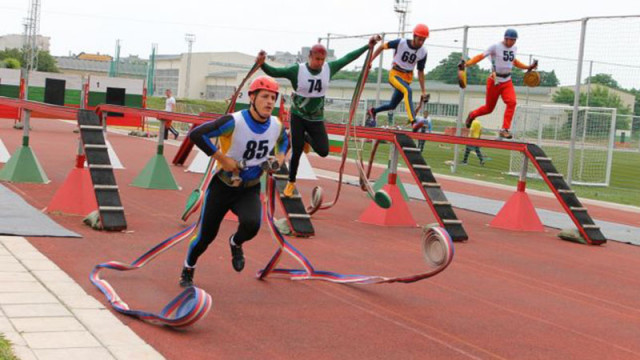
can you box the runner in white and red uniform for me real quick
[461,28,538,139]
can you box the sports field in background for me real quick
[347,139,640,207]
[146,97,639,207]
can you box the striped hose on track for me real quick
[259,173,455,284]
[90,223,212,327]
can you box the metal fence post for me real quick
[525,54,532,106]
[567,17,588,185]
[605,109,617,186]
[452,26,469,173]
[22,109,31,147]
[389,143,399,183]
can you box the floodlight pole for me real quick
[184,33,196,99]
[452,26,469,173]
[567,18,588,185]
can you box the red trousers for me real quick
[469,77,517,130]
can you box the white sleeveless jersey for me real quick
[225,110,283,167]
[295,62,330,98]
[392,39,427,72]
[484,42,518,83]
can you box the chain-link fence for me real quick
[319,16,640,200]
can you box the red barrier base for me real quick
[358,183,417,227]
[46,167,97,216]
[489,187,544,232]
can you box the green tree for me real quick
[585,73,619,89]
[36,51,59,72]
[511,68,559,87]
[552,87,577,104]
[552,86,632,130]
[540,70,560,87]
[425,52,462,84]
[427,52,559,87]
[3,58,21,69]
[0,48,23,63]
[426,52,491,85]
[0,48,58,72]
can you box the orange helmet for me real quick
[413,24,429,38]
[310,43,327,56]
[248,76,279,96]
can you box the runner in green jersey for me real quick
[256,35,379,197]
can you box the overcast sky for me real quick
[2,1,640,87]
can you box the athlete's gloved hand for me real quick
[256,50,267,66]
[217,155,239,172]
[369,35,382,47]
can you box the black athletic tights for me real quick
[288,113,329,182]
[186,175,261,267]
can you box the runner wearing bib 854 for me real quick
[460,28,538,139]
[256,35,380,197]
[367,23,429,126]
[178,76,289,288]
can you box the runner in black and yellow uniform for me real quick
[256,35,379,197]
[368,24,429,126]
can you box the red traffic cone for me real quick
[489,181,544,232]
[46,154,98,216]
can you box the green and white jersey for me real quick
[261,44,369,121]
[295,62,330,98]
[290,62,330,120]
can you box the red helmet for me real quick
[310,43,327,56]
[248,76,279,95]
[413,24,429,38]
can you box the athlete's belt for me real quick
[217,172,261,188]
[392,65,413,73]
[495,72,512,78]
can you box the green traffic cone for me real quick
[0,145,49,184]
[131,154,180,190]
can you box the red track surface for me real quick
[2,118,640,359]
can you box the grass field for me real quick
[346,138,640,207]
[143,97,639,207]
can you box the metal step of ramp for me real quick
[527,144,606,245]
[78,109,127,231]
[273,164,314,237]
[395,133,468,241]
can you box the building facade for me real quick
[0,34,50,52]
